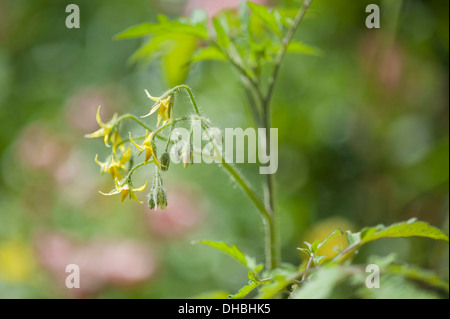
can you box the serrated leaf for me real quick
[190,46,227,64]
[287,41,323,56]
[338,219,449,262]
[230,281,263,299]
[193,240,262,273]
[247,2,282,36]
[213,18,231,49]
[360,218,449,244]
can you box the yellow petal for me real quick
[129,132,143,150]
[133,180,149,192]
[129,190,143,203]
[119,148,131,166]
[96,105,106,128]
[121,189,130,202]
[145,148,153,163]
[99,189,121,196]
[114,177,122,190]
[85,128,105,139]
[145,89,159,102]
[149,101,162,116]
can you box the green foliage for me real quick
[193,240,263,274]
[359,218,449,243]
[228,220,448,299]
[115,1,320,86]
[291,266,348,299]
[337,218,449,261]
[109,1,449,300]
[230,281,263,299]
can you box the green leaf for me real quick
[338,219,449,261]
[162,35,198,86]
[256,275,290,299]
[310,239,320,255]
[360,218,449,244]
[387,264,449,292]
[297,247,310,257]
[128,35,167,64]
[357,275,442,299]
[193,290,230,299]
[256,266,298,299]
[247,2,282,36]
[317,229,344,250]
[345,230,361,246]
[230,281,263,299]
[291,266,348,299]
[190,46,227,64]
[212,18,231,49]
[115,18,208,40]
[193,240,262,273]
[114,23,159,40]
[286,41,323,56]
[313,255,327,265]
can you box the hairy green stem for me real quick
[115,114,167,141]
[262,0,314,271]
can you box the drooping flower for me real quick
[95,147,131,180]
[129,130,161,166]
[85,106,122,153]
[141,90,173,127]
[100,178,149,203]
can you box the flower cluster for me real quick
[86,86,216,211]
[85,90,177,210]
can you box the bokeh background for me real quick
[0,0,448,298]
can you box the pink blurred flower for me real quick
[144,189,205,238]
[184,0,269,19]
[15,123,69,172]
[64,86,126,132]
[35,233,157,297]
[358,33,404,92]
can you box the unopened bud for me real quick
[160,152,170,172]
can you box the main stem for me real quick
[262,0,313,270]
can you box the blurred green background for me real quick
[0,0,448,298]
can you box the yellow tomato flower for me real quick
[142,90,173,126]
[85,106,122,152]
[129,130,161,166]
[100,178,149,203]
[95,147,131,180]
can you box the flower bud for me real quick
[147,172,167,210]
[148,195,156,210]
[160,152,170,172]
